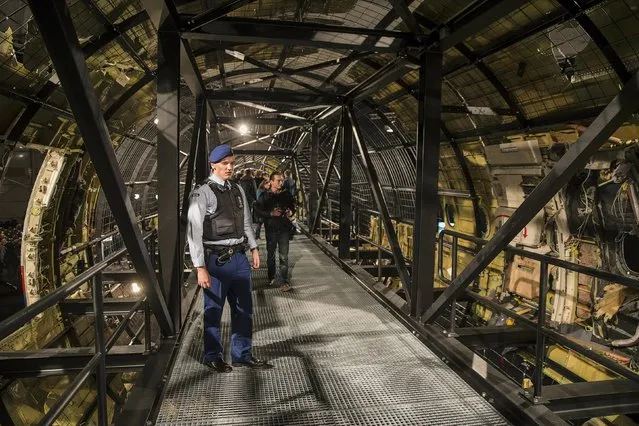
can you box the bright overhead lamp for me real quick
[384,125,394,133]
[131,282,141,293]
[239,124,249,135]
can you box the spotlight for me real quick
[154,117,159,125]
[131,282,141,293]
[155,194,158,200]
[384,125,394,133]
[239,124,248,135]
[133,193,140,200]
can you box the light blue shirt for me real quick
[186,174,257,268]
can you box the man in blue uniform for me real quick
[187,144,270,373]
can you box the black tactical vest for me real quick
[202,181,245,242]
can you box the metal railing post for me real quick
[533,260,549,403]
[328,199,333,242]
[355,205,360,263]
[448,235,459,337]
[144,300,152,353]
[377,216,382,281]
[92,272,107,425]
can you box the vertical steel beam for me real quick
[422,69,639,324]
[157,25,181,332]
[411,49,443,317]
[339,107,353,259]
[311,122,341,232]
[182,96,207,220]
[292,156,307,217]
[197,111,211,182]
[347,105,412,302]
[92,272,107,426]
[309,124,319,229]
[27,0,173,336]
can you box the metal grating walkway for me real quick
[156,237,509,425]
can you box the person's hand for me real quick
[271,209,282,217]
[197,267,211,288]
[286,209,293,218]
[251,249,260,269]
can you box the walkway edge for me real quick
[301,228,565,426]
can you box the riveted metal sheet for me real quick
[156,238,509,425]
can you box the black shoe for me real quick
[232,357,273,369]
[204,359,232,373]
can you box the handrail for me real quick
[39,353,102,426]
[436,229,639,402]
[59,213,158,257]
[438,229,639,290]
[0,232,153,342]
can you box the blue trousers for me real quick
[202,252,253,363]
[266,229,289,284]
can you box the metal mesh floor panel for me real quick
[156,238,509,425]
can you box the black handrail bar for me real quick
[438,229,639,291]
[436,229,639,399]
[60,213,158,257]
[0,232,152,342]
[461,290,639,384]
[39,352,102,426]
[105,299,145,351]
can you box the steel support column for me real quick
[347,106,412,303]
[26,0,173,335]
[182,96,207,221]
[157,26,182,332]
[339,107,353,259]
[309,124,319,229]
[311,124,341,233]
[196,108,210,183]
[411,49,442,317]
[422,69,639,324]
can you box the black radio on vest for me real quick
[203,181,244,242]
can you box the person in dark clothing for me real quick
[239,169,257,205]
[254,180,270,239]
[283,170,297,198]
[254,172,296,292]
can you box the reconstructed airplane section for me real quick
[0,0,639,425]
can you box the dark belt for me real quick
[204,243,247,265]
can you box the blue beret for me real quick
[208,144,233,163]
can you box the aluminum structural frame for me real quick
[410,48,442,317]
[422,68,639,323]
[339,107,354,259]
[347,105,413,303]
[26,0,173,336]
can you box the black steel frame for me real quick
[411,48,442,317]
[422,69,639,324]
[27,0,173,336]
[347,105,413,303]
[157,25,183,332]
[436,230,639,406]
[338,107,354,259]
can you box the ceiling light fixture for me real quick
[239,124,249,135]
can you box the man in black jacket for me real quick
[254,171,296,292]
